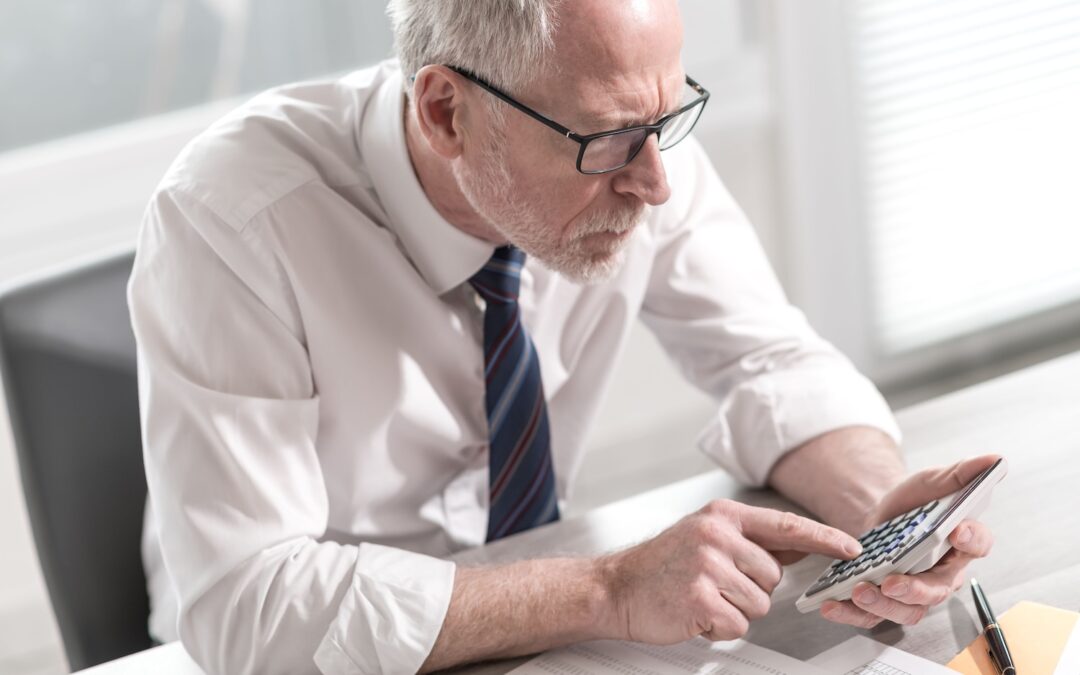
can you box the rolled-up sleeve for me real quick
[641,140,901,487]
[129,186,455,675]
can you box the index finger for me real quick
[737,505,862,559]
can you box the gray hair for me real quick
[387,0,562,98]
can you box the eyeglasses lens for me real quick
[658,103,704,151]
[580,128,651,173]
[578,100,705,173]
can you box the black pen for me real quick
[971,578,1017,675]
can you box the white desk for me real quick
[78,351,1080,673]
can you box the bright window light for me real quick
[851,0,1080,353]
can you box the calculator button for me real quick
[864,520,889,537]
[806,579,833,596]
[861,526,885,541]
[919,500,939,514]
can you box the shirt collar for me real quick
[360,67,494,295]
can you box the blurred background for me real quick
[1,1,1078,671]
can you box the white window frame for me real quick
[771,0,1080,392]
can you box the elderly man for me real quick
[128,0,996,673]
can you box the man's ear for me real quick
[411,65,470,160]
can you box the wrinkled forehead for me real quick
[541,0,685,128]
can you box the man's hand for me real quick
[820,454,1000,628]
[600,499,862,644]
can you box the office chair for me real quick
[0,249,152,671]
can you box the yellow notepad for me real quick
[948,601,1079,675]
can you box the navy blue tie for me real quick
[469,246,559,541]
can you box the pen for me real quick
[971,578,1017,675]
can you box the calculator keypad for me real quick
[804,500,939,597]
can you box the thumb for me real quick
[882,454,1003,517]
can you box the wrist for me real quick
[770,426,906,535]
[591,553,630,641]
[833,480,896,535]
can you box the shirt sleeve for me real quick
[129,186,455,675]
[640,138,902,487]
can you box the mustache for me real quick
[575,201,651,238]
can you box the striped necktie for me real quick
[469,246,560,541]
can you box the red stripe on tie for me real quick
[493,452,553,539]
[489,392,544,503]
[485,304,520,366]
[485,321,524,387]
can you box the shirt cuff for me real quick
[695,359,902,487]
[314,543,456,675]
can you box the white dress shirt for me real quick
[129,58,900,675]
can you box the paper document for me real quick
[1054,616,1080,675]
[809,636,956,674]
[508,637,828,675]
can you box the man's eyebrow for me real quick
[590,106,680,131]
[585,114,633,130]
[585,88,687,130]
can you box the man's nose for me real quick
[610,135,671,206]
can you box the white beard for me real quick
[452,124,648,284]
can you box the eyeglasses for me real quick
[446,66,709,175]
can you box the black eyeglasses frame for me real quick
[445,65,710,175]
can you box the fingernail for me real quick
[858,587,879,605]
[888,582,909,598]
[823,605,840,619]
[957,527,973,545]
[845,540,863,557]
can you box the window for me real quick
[851,0,1080,354]
[774,0,1080,389]
[0,1,394,283]
[0,0,393,153]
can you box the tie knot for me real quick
[469,246,525,304]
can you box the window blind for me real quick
[849,0,1080,354]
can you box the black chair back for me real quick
[0,250,150,670]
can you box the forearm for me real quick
[420,557,614,672]
[767,426,906,535]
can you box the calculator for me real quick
[796,457,1006,613]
